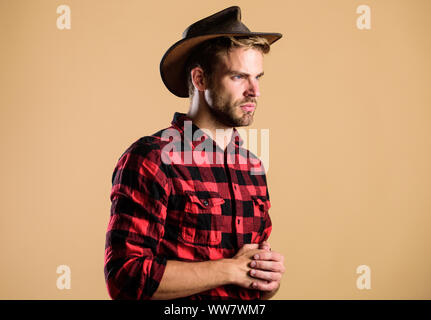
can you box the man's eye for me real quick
[232,75,243,80]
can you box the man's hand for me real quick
[229,241,285,298]
[249,241,285,299]
[229,244,268,289]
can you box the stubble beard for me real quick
[207,87,256,128]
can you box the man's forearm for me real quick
[151,259,233,300]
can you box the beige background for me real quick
[1,0,430,299]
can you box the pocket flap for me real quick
[251,195,271,211]
[185,192,225,209]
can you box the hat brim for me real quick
[160,32,282,98]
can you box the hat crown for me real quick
[182,6,250,39]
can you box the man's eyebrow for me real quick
[227,70,265,77]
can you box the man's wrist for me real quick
[216,258,236,286]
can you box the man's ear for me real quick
[190,66,207,92]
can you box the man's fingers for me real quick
[259,241,271,251]
[245,248,268,259]
[260,244,270,249]
[251,280,279,292]
[237,243,259,254]
[249,260,285,273]
[252,251,284,262]
[249,269,282,282]
[243,243,260,250]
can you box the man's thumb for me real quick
[240,243,259,252]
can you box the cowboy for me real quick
[104,6,285,300]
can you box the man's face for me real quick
[204,47,264,127]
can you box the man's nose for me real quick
[244,78,260,98]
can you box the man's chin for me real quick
[210,107,254,127]
[235,113,254,127]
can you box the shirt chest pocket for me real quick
[252,195,271,216]
[180,192,225,246]
[251,195,272,241]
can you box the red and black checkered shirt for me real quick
[105,112,272,300]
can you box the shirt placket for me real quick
[224,143,244,249]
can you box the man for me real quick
[104,6,285,300]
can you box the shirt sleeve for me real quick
[262,173,272,242]
[104,140,170,300]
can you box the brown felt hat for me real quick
[159,6,283,98]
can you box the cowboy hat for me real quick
[159,6,283,98]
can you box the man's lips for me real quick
[240,104,256,112]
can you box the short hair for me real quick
[184,36,270,97]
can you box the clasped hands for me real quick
[231,241,285,294]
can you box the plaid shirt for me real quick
[105,112,272,300]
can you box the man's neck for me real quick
[187,96,234,151]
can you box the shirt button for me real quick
[202,200,209,206]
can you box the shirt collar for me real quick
[171,112,244,150]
